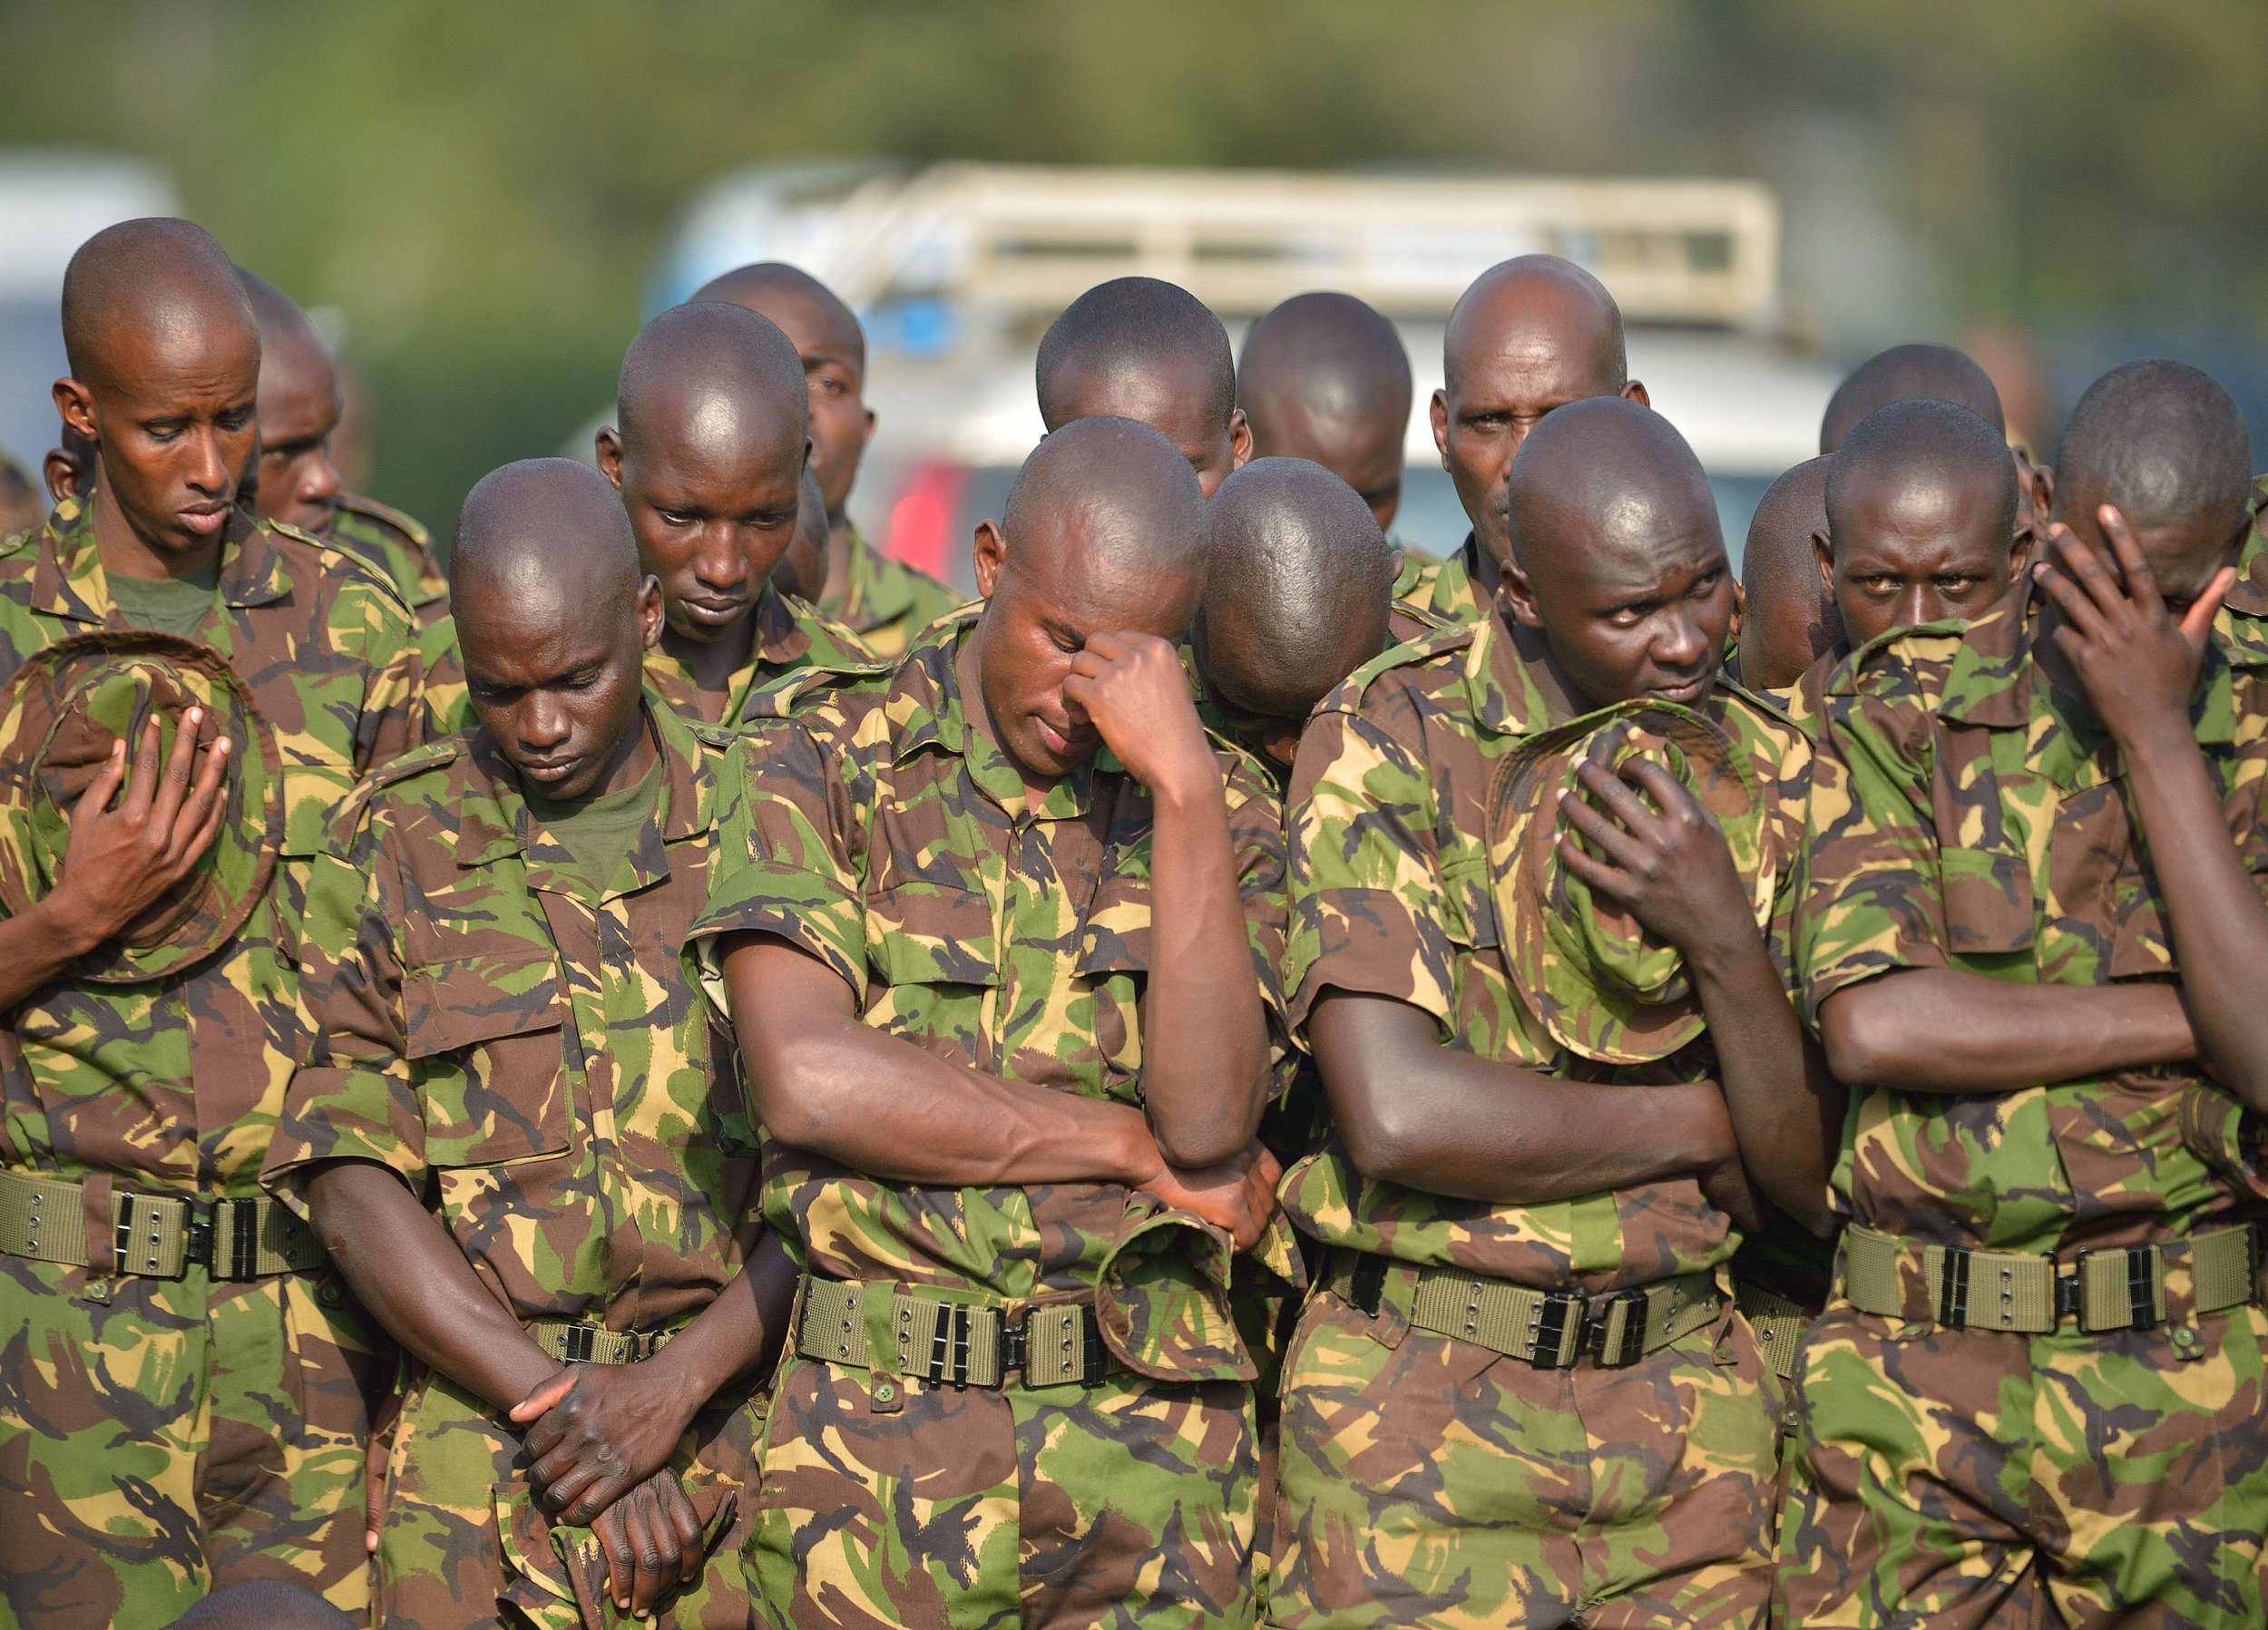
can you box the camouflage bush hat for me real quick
[0,630,281,982]
[1488,698,1774,1065]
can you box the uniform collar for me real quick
[1460,609,1563,739]
[642,581,824,717]
[453,695,713,892]
[31,497,292,625]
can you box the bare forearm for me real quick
[1138,778,1270,1166]
[0,899,103,1011]
[1310,992,1736,1204]
[644,1233,797,1402]
[306,1160,559,1412]
[1818,968,2194,1093]
[2126,730,2268,1109]
[1688,933,1838,1234]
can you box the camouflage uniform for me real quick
[0,497,421,1626]
[643,580,884,727]
[816,522,964,661]
[326,492,468,740]
[1270,610,1806,1629]
[265,699,767,1630]
[1782,582,2268,1629]
[1387,532,1482,626]
[686,611,1295,1628]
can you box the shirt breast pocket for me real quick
[864,883,1001,991]
[1939,845,2037,959]
[1073,847,1154,1099]
[403,954,574,1167]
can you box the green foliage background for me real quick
[3,0,2263,529]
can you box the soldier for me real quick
[1237,293,1413,534]
[1784,361,2268,1626]
[594,300,883,727]
[692,261,962,658]
[265,459,792,1628]
[0,217,422,1625]
[1406,254,1650,624]
[234,270,450,630]
[1036,276,1253,497]
[1272,397,1836,1627]
[690,415,1291,1627]
[1193,457,1434,788]
[1729,455,1835,696]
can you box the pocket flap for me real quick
[1076,854,1152,974]
[404,954,567,1059]
[404,955,572,1166]
[1940,846,2035,956]
[865,884,999,987]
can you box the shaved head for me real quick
[1239,293,1412,527]
[617,300,807,468]
[692,261,864,369]
[1445,256,1626,401]
[1037,278,1237,435]
[238,268,330,388]
[1508,396,1714,577]
[454,457,641,620]
[2055,360,2252,540]
[1821,344,2004,455]
[1198,458,1393,726]
[1827,399,2017,551]
[1004,415,1208,591]
[236,268,345,532]
[63,218,256,392]
[1736,456,1838,690]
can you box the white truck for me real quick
[650,161,1839,589]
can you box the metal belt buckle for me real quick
[998,1310,1028,1380]
[184,1201,217,1274]
[562,1323,601,1363]
[113,1192,187,1280]
[1936,1244,1973,1328]
[1588,1288,1650,1369]
[924,1302,977,1387]
[1527,1289,1587,1369]
[2055,1267,2083,1323]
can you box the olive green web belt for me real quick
[1323,1247,1725,1369]
[0,1167,326,1281]
[527,1321,675,1366]
[1731,1280,1811,1382]
[1841,1223,2262,1334]
[796,1274,1113,1390]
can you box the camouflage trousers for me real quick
[1779,1300,2268,1629]
[749,1349,1257,1628]
[376,1365,761,1630]
[1267,1283,1782,1629]
[0,1251,386,1629]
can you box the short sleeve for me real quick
[263,813,429,1209]
[1795,674,1949,1024]
[1219,749,1293,1089]
[1283,704,1461,1033]
[686,720,868,1013]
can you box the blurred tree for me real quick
[0,0,2260,527]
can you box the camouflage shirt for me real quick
[266,700,759,1331]
[329,491,448,631]
[1280,609,1810,1293]
[818,522,965,661]
[1798,584,2268,1255]
[1389,531,1484,625]
[687,613,1291,1377]
[643,580,884,727]
[0,495,423,1193]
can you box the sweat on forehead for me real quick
[1820,343,2003,454]
[62,218,257,387]
[1505,396,1714,567]
[1035,278,1236,433]
[1444,255,1627,394]
[1825,398,2017,541]
[691,261,865,366]
[1006,416,1207,581]
[2056,359,2253,535]
[617,301,808,456]
[452,459,640,611]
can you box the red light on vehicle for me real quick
[881,461,964,580]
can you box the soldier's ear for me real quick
[594,427,624,489]
[1622,379,1650,409]
[1228,408,1253,473]
[633,573,664,651]
[52,376,98,448]
[973,519,1008,600]
[1429,389,1452,468]
[1812,528,1835,594]
[1498,561,1546,630]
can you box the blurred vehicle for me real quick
[0,152,179,480]
[650,161,1841,589]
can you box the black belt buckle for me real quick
[1937,1245,1972,1328]
[1078,1303,1108,1387]
[562,1323,600,1363]
[2123,1244,2162,1332]
[1588,1288,1650,1369]
[923,1302,977,1387]
[2055,1268,2082,1323]
[1528,1289,1586,1369]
